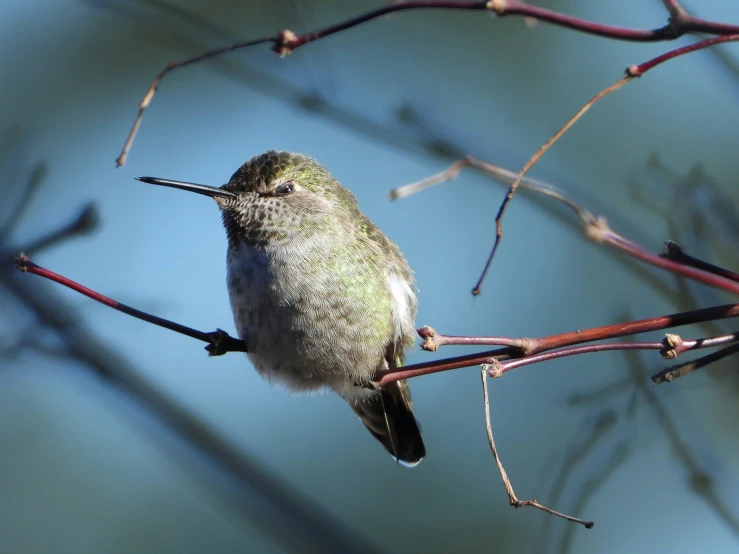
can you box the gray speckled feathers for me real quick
[218,151,425,465]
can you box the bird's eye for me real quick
[275,182,295,195]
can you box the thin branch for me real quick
[486,342,664,373]
[1,260,379,554]
[392,157,739,296]
[472,32,739,294]
[389,158,471,200]
[116,36,274,167]
[662,0,687,18]
[471,75,631,295]
[596,230,739,296]
[378,302,739,384]
[418,308,739,356]
[661,241,739,284]
[417,325,528,351]
[117,2,492,166]
[16,254,739,386]
[90,0,474,165]
[390,157,590,223]
[486,331,739,374]
[480,369,594,528]
[627,34,739,77]
[651,342,739,384]
[14,253,246,355]
[116,1,739,166]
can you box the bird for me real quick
[136,150,425,465]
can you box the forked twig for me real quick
[116,2,739,166]
[480,369,595,528]
[16,253,739,385]
[391,157,739,297]
[472,76,632,295]
[651,342,739,384]
[471,32,739,294]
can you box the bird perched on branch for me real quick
[137,150,425,465]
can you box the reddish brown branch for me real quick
[661,241,739,284]
[487,331,739,373]
[489,0,671,42]
[116,1,739,166]
[116,36,274,167]
[472,31,739,294]
[486,342,664,373]
[279,2,487,51]
[472,77,631,295]
[417,325,529,351]
[661,0,686,18]
[597,231,739,296]
[420,315,739,358]
[14,253,246,356]
[378,303,739,385]
[392,156,739,297]
[628,34,739,77]
[16,253,739,388]
[651,343,739,384]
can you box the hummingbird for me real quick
[136,151,425,465]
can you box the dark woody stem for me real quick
[17,253,739,387]
[14,254,246,356]
[116,1,739,166]
[376,304,739,385]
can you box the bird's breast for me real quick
[224,239,399,393]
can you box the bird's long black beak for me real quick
[135,176,237,200]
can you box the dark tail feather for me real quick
[349,380,425,466]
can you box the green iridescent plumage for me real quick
[217,151,425,465]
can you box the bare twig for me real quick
[116,36,274,166]
[472,33,739,294]
[595,231,739,296]
[417,306,739,358]
[472,76,632,295]
[651,342,739,384]
[1,145,378,552]
[627,34,739,77]
[16,254,739,385]
[417,325,529,351]
[485,331,739,374]
[116,1,739,166]
[392,157,739,296]
[390,157,590,223]
[662,241,739,284]
[14,253,246,356]
[480,369,595,528]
